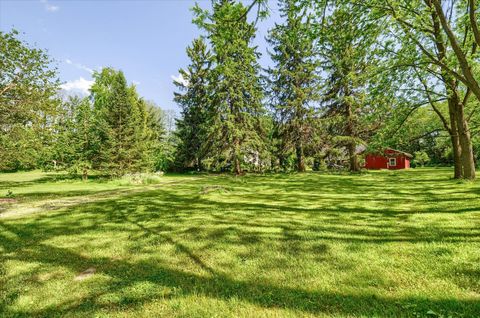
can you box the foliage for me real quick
[266,0,319,172]
[313,0,390,172]
[144,100,169,172]
[413,151,431,167]
[193,0,266,174]
[3,0,480,177]
[90,68,162,177]
[0,29,60,171]
[42,72,167,178]
[174,38,213,171]
[117,172,165,185]
[362,0,480,179]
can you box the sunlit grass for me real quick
[1,168,479,317]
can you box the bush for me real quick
[117,172,164,185]
[413,151,430,167]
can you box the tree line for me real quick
[1,0,480,179]
[173,0,480,179]
[1,30,169,178]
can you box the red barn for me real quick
[364,148,412,170]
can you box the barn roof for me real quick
[386,148,413,158]
[362,147,413,158]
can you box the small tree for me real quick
[413,151,430,167]
[90,68,153,177]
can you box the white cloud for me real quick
[132,80,141,86]
[171,73,189,87]
[40,0,59,12]
[60,77,94,95]
[64,58,94,74]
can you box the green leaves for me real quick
[83,68,164,176]
[267,0,319,172]
[174,38,213,171]
[0,29,60,171]
[188,0,266,174]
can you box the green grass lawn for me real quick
[0,168,479,317]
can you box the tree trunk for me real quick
[82,168,88,181]
[348,142,359,172]
[296,142,306,172]
[455,102,476,179]
[447,100,463,179]
[345,101,359,172]
[234,156,241,175]
[233,138,242,175]
[428,2,474,179]
[447,87,476,179]
[450,133,463,179]
[196,157,203,172]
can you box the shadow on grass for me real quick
[0,169,479,317]
[1,214,478,317]
[0,173,109,190]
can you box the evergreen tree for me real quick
[267,0,318,172]
[41,96,77,171]
[144,100,170,171]
[315,1,383,172]
[49,91,164,178]
[71,96,99,180]
[194,0,266,175]
[174,38,213,171]
[42,96,100,180]
[90,68,150,176]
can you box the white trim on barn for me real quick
[388,157,397,167]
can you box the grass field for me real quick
[0,168,479,317]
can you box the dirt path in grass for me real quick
[0,178,198,219]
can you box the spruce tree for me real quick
[315,2,382,172]
[174,38,213,171]
[144,100,169,171]
[42,96,77,171]
[90,68,147,176]
[71,97,99,180]
[45,96,100,180]
[267,0,318,172]
[194,0,266,175]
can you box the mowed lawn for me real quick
[0,169,479,317]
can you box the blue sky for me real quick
[0,0,279,111]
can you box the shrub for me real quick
[117,172,164,185]
[413,151,430,167]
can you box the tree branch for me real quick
[432,0,480,100]
[469,0,480,47]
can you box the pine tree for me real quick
[72,96,99,180]
[174,38,213,171]
[42,96,77,171]
[315,2,382,172]
[144,100,169,171]
[44,96,99,180]
[90,68,148,176]
[267,0,318,172]
[194,0,266,174]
